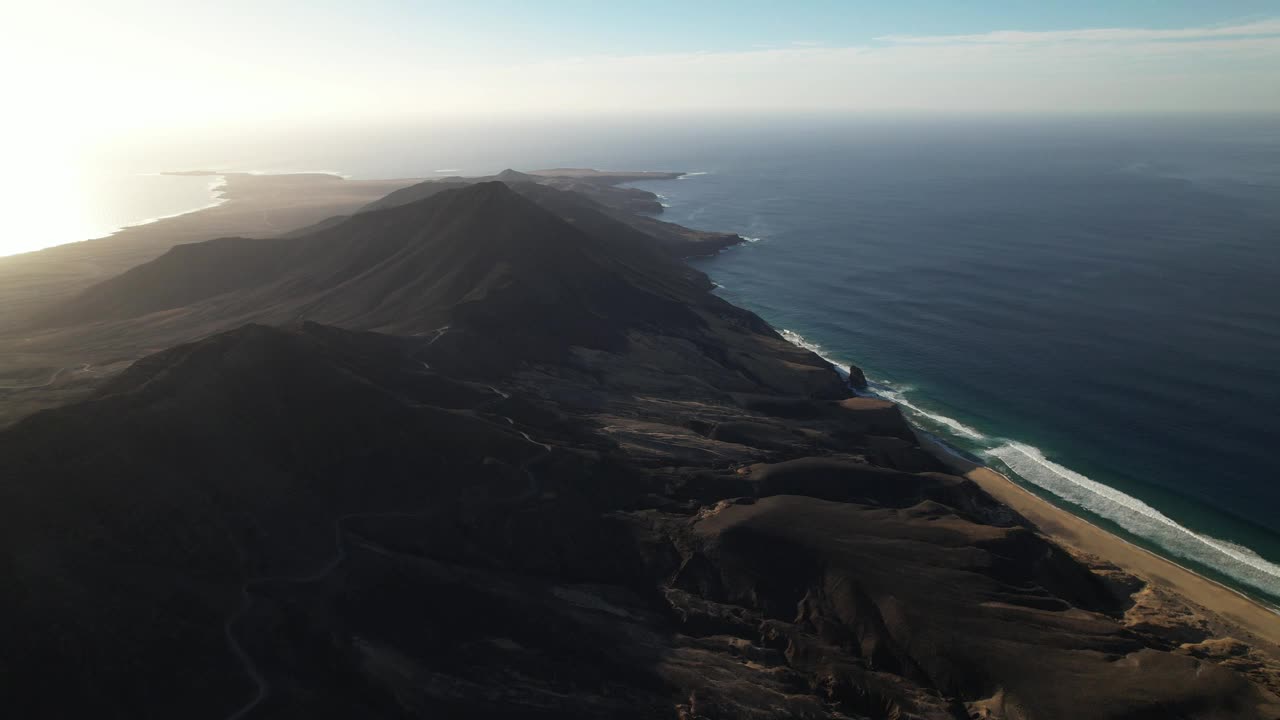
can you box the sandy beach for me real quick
[920,434,1280,651]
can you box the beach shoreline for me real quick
[917,431,1280,650]
[3,165,1279,712]
[9,165,1278,652]
[763,322,1280,633]
[776,322,1280,625]
[109,173,231,234]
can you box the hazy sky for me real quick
[1,1,1278,256]
[7,0,1280,141]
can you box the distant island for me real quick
[0,168,1276,718]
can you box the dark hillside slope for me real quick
[362,171,744,257]
[0,322,569,717]
[3,171,1278,719]
[2,319,1276,719]
[44,183,700,339]
[41,181,839,392]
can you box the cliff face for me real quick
[1,180,1278,719]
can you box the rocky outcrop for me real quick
[847,363,869,389]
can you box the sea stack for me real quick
[848,363,869,389]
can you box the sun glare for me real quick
[1,142,98,257]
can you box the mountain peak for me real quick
[457,178,524,202]
[493,168,535,182]
[409,179,543,222]
[42,175,707,358]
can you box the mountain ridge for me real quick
[43,183,697,338]
[0,169,1277,718]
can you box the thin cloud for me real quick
[21,7,1280,135]
[878,18,1280,45]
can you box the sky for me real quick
[5,0,1279,141]
[0,1,1277,256]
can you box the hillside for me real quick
[0,173,1277,719]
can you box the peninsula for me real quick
[0,168,1276,719]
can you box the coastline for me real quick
[917,431,1280,648]
[112,173,230,234]
[4,168,1280,713]
[103,169,374,246]
[13,166,1280,647]
[771,321,1280,634]
[694,232,1280,624]
[0,171,424,364]
[648,142,1280,632]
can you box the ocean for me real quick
[625,116,1280,607]
[33,114,1280,605]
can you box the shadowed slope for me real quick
[362,171,744,257]
[651,491,1275,719]
[0,322,566,717]
[4,169,1278,720]
[44,183,702,341]
[6,319,1275,719]
[38,181,840,394]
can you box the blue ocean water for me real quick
[622,117,1280,606]
[71,115,1280,605]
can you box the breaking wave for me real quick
[780,329,984,440]
[778,328,1280,602]
[988,441,1280,599]
[779,328,850,380]
[873,384,987,441]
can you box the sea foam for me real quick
[777,328,1280,602]
[988,441,1280,599]
[780,329,851,380]
[872,384,988,441]
[780,329,986,440]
